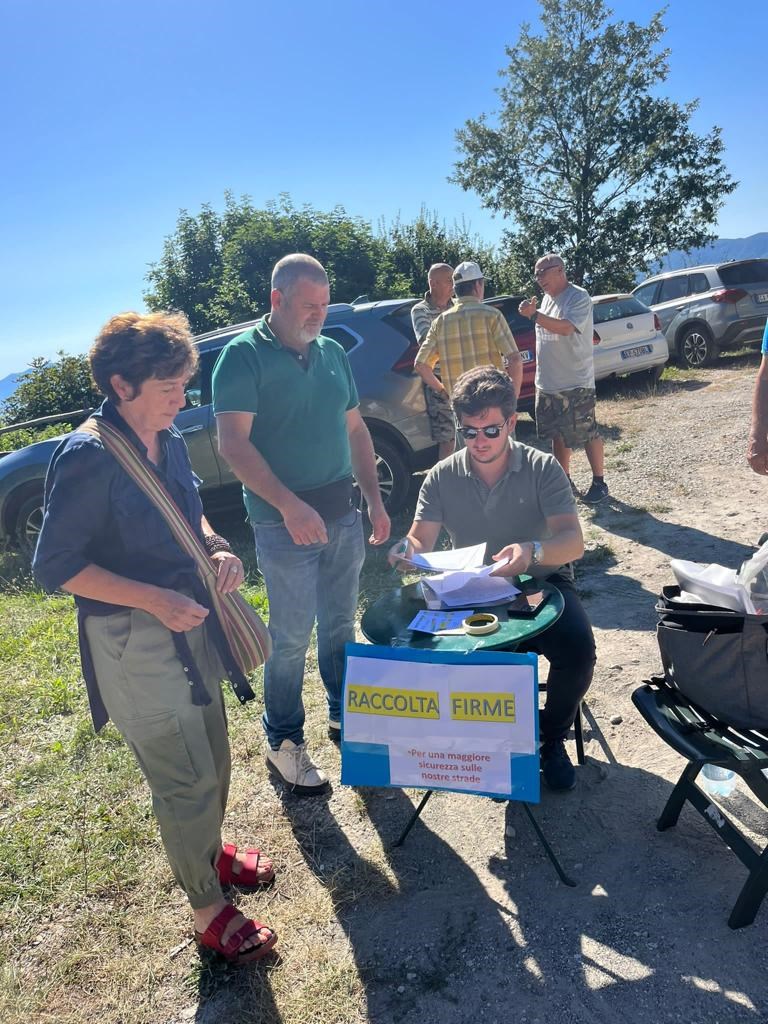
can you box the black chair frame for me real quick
[633,677,768,928]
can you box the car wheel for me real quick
[678,325,717,369]
[16,492,45,557]
[355,436,410,515]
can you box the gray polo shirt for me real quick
[535,282,595,393]
[414,442,576,578]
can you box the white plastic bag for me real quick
[669,559,752,613]
[737,539,768,614]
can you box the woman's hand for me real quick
[144,589,210,632]
[211,551,246,594]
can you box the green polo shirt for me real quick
[414,442,576,578]
[212,316,359,522]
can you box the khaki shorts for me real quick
[424,384,456,444]
[536,387,600,448]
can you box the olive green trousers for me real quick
[85,609,230,909]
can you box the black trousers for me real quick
[517,573,596,742]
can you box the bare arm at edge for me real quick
[748,355,768,474]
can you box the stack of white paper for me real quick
[403,542,488,572]
[421,563,520,609]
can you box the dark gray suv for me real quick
[632,259,768,368]
[0,298,439,554]
[0,294,538,555]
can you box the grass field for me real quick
[0,509,415,1024]
[0,351,759,1023]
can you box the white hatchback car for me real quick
[591,293,669,382]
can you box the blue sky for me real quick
[1,0,766,379]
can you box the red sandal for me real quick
[216,842,275,888]
[196,903,277,964]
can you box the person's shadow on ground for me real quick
[480,752,768,1024]
[192,940,283,1024]
[591,498,755,567]
[573,499,756,633]
[275,780,523,1022]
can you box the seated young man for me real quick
[388,365,595,790]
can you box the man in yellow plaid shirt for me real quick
[414,261,523,404]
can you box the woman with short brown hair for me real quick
[34,311,277,965]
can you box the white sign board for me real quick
[340,643,539,801]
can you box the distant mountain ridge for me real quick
[655,232,768,272]
[0,372,27,405]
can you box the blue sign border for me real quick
[340,642,540,802]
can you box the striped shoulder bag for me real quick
[79,418,271,674]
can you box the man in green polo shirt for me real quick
[387,365,595,790]
[213,254,390,795]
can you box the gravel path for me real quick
[189,354,768,1024]
[341,356,768,1024]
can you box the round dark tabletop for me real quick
[360,578,564,652]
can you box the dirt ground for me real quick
[170,357,768,1024]
[306,361,766,1024]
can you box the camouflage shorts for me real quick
[423,385,456,443]
[535,387,601,448]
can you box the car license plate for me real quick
[520,350,533,362]
[756,292,768,304]
[621,345,652,360]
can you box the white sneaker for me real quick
[266,739,329,796]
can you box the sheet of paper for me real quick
[407,542,487,572]
[407,609,474,634]
[422,571,520,609]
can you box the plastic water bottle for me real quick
[700,763,736,798]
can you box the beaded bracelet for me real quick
[204,533,233,556]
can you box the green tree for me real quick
[145,195,517,333]
[374,208,511,297]
[452,0,736,292]
[1,352,99,426]
[145,194,381,332]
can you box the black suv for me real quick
[0,296,536,554]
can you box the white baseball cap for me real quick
[453,260,484,284]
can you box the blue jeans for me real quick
[254,506,366,749]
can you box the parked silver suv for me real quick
[632,259,768,368]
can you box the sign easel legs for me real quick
[392,790,577,887]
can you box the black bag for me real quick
[656,585,768,730]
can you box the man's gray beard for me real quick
[298,326,320,344]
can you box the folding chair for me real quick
[633,677,768,928]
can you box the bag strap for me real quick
[78,418,217,587]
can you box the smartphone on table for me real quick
[507,589,549,617]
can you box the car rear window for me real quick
[593,297,650,324]
[718,261,768,286]
[658,276,690,302]
[321,324,360,353]
[688,272,710,294]
[486,298,531,333]
[384,305,417,342]
[633,283,658,306]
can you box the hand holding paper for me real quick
[407,542,488,572]
[489,542,534,577]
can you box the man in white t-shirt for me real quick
[519,253,607,505]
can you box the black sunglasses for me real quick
[457,421,508,440]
